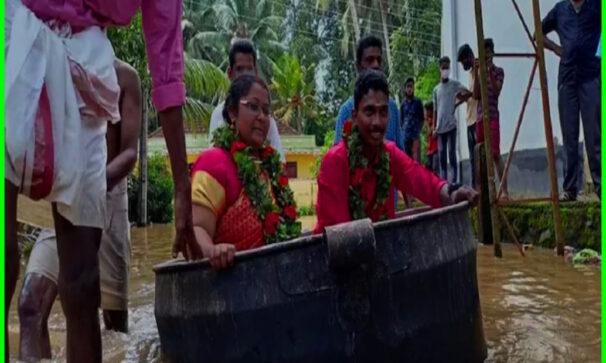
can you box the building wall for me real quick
[289,179,318,208]
[460,145,587,197]
[285,153,318,180]
[441,0,565,160]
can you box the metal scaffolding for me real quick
[473,0,565,257]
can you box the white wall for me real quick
[441,0,564,160]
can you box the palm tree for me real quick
[388,0,441,91]
[183,57,230,132]
[315,0,393,73]
[270,53,317,133]
[316,0,361,57]
[183,0,287,77]
[377,0,393,72]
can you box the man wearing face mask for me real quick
[432,57,472,183]
[457,44,479,188]
[541,0,601,201]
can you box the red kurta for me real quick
[314,141,447,233]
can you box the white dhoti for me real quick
[5,0,120,229]
[25,179,131,310]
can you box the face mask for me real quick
[441,69,451,79]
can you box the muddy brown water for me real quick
[8,220,600,362]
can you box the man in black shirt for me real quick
[542,0,601,201]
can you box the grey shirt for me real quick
[432,79,468,134]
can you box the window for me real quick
[285,162,298,179]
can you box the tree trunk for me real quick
[138,94,149,226]
[348,0,361,43]
[378,0,393,74]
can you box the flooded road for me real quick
[9,223,600,362]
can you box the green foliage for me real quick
[469,202,601,251]
[184,58,230,132]
[128,154,174,224]
[110,0,443,143]
[415,62,440,103]
[572,249,600,265]
[311,130,336,178]
[183,0,287,78]
[389,0,441,100]
[147,155,175,224]
[411,62,439,166]
[288,1,328,72]
[298,205,316,216]
[107,13,150,93]
[271,53,317,133]
[418,122,429,166]
[305,109,333,146]
[107,13,160,131]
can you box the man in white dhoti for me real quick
[16,59,139,361]
[5,0,199,361]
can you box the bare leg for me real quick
[18,273,58,361]
[52,205,102,363]
[102,310,128,333]
[6,180,19,360]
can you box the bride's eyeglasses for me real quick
[240,99,271,117]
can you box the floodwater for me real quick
[8,222,600,362]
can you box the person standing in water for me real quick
[17,59,140,361]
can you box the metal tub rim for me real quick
[153,201,470,274]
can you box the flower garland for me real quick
[342,121,392,222]
[212,126,301,244]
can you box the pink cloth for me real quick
[476,118,501,158]
[22,0,185,111]
[191,147,243,208]
[314,141,448,234]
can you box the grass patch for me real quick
[470,201,600,251]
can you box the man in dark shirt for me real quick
[542,0,601,201]
[401,78,424,161]
[473,39,508,199]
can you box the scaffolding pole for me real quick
[471,0,565,257]
[531,0,565,256]
[473,0,502,258]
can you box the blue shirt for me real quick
[400,97,424,142]
[542,0,601,84]
[333,97,404,150]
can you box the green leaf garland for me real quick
[212,126,302,243]
[343,121,392,222]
